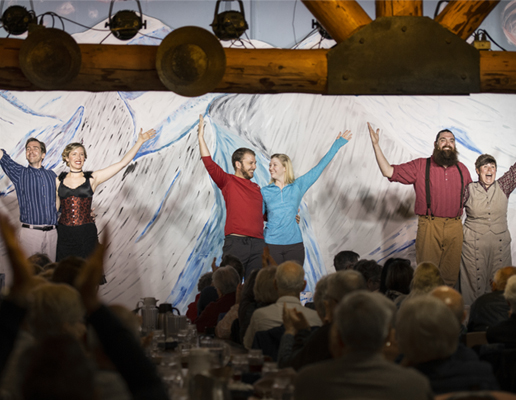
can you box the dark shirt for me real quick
[195,291,236,333]
[486,313,516,347]
[414,355,499,394]
[197,286,219,316]
[0,151,57,225]
[468,290,510,332]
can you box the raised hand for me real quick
[0,214,34,305]
[198,114,205,138]
[336,129,352,142]
[367,122,380,145]
[138,128,156,143]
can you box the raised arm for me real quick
[0,149,4,160]
[368,122,394,178]
[295,130,352,194]
[198,114,210,157]
[91,128,156,191]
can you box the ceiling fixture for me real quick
[1,5,37,36]
[105,0,146,41]
[211,0,248,41]
[312,20,332,41]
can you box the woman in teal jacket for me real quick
[262,130,352,265]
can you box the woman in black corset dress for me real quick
[55,128,156,263]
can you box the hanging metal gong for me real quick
[156,26,226,97]
[19,27,82,90]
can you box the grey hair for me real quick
[275,261,305,293]
[325,270,367,302]
[212,266,240,295]
[254,266,279,304]
[334,291,394,353]
[313,275,331,319]
[504,275,516,310]
[27,283,85,340]
[396,295,459,364]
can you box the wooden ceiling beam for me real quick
[301,0,372,43]
[2,38,516,95]
[434,0,500,40]
[376,0,423,18]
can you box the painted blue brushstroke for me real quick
[136,170,181,242]
[446,126,482,154]
[376,239,416,264]
[0,91,60,119]
[129,27,171,45]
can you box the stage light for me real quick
[1,5,37,36]
[312,20,332,41]
[105,0,146,41]
[211,0,248,41]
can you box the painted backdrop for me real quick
[1,17,516,312]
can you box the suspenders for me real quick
[425,158,464,217]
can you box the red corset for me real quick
[59,197,94,226]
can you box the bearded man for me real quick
[368,124,472,287]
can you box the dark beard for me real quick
[433,147,459,167]
[241,169,253,180]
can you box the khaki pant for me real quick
[415,216,463,287]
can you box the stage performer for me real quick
[460,154,516,305]
[0,139,58,260]
[368,123,472,287]
[56,128,156,264]
[262,130,352,265]
[198,114,264,279]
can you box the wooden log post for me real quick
[301,0,372,43]
[376,0,423,17]
[434,0,500,40]
[480,51,516,93]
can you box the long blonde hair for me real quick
[269,154,295,185]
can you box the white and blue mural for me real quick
[1,15,516,313]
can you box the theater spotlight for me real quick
[312,19,332,41]
[211,0,248,41]
[1,5,37,36]
[105,0,146,41]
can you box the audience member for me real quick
[295,291,433,400]
[219,254,244,280]
[468,266,516,332]
[333,250,359,271]
[186,272,212,322]
[244,261,321,349]
[215,283,242,340]
[486,275,516,347]
[194,266,240,333]
[238,266,278,344]
[397,295,499,394]
[395,262,444,308]
[353,259,382,291]
[279,270,366,370]
[27,253,52,269]
[51,256,86,286]
[380,258,413,301]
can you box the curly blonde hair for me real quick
[62,143,87,167]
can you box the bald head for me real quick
[430,286,465,324]
[275,261,306,296]
[493,267,516,291]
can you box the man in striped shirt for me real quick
[0,138,58,261]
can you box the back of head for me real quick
[22,334,94,400]
[353,259,382,291]
[28,283,85,340]
[28,253,52,269]
[382,258,413,295]
[334,291,395,354]
[254,266,279,304]
[504,275,516,311]
[212,266,241,296]
[397,295,459,365]
[430,286,465,324]
[197,272,213,292]
[313,275,331,320]
[275,261,306,296]
[493,266,516,291]
[326,270,367,303]
[52,256,86,286]
[334,251,360,271]
[411,262,444,295]
[220,254,244,280]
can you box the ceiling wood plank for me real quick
[376,0,423,17]
[301,0,372,43]
[434,0,500,40]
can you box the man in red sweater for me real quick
[198,115,264,279]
